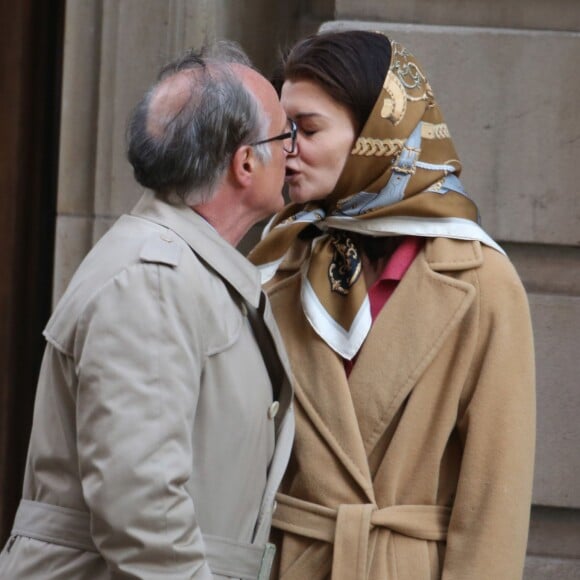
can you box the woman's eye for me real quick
[300,128,317,136]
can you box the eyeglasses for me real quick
[251,119,297,154]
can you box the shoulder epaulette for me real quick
[139,231,182,267]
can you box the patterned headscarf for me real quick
[249,39,502,359]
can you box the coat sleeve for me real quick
[442,254,536,579]
[74,261,213,579]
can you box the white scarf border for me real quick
[257,216,504,359]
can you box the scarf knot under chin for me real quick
[328,231,362,296]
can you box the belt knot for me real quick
[272,494,451,579]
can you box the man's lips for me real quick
[285,167,299,184]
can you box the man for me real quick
[0,43,295,579]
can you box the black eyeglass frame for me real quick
[250,119,297,154]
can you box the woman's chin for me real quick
[287,188,307,204]
[288,187,326,205]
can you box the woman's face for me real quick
[281,79,357,204]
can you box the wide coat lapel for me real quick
[272,272,375,502]
[347,238,482,456]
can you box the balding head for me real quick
[146,70,195,139]
[126,43,273,204]
[233,64,281,119]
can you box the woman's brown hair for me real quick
[273,30,392,133]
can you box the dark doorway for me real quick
[0,0,65,543]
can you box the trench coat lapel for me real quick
[348,239,481,456]
[131,191,262,308]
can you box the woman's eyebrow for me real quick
[292,112,325,120]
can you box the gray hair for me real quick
[127,41,271,204]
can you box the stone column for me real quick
[56,0,190,300]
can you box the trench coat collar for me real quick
[294,237,482,502]
[131,191,262,309]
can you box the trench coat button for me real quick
[160,233,173,243]
[272,500,278,513]
[240,302,248,316]
[267,401,279,420]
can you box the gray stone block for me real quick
[57,0,102,216]
[528,506,580,559]
[335,0,580,32]
[529,293,580,508]
[93,0,181,218]
[52,216,94,305]
[320,21,580,246]
[504,243,580,296]
[524,555,580,580]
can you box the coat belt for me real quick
[272,493,450,579]
[12,499,275,580]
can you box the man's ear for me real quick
[230,145,256,188]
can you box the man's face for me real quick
[250,93,288,220]
[234,66,288,222]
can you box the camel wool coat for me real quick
[266,236,535,580]
[0,192,294,579]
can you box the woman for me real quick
[249,30,535,579]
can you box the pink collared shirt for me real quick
[345,236,424,376]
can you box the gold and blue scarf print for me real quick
[249,39,503,359]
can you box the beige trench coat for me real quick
[0,192,294,579]
[266,237,535,579]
